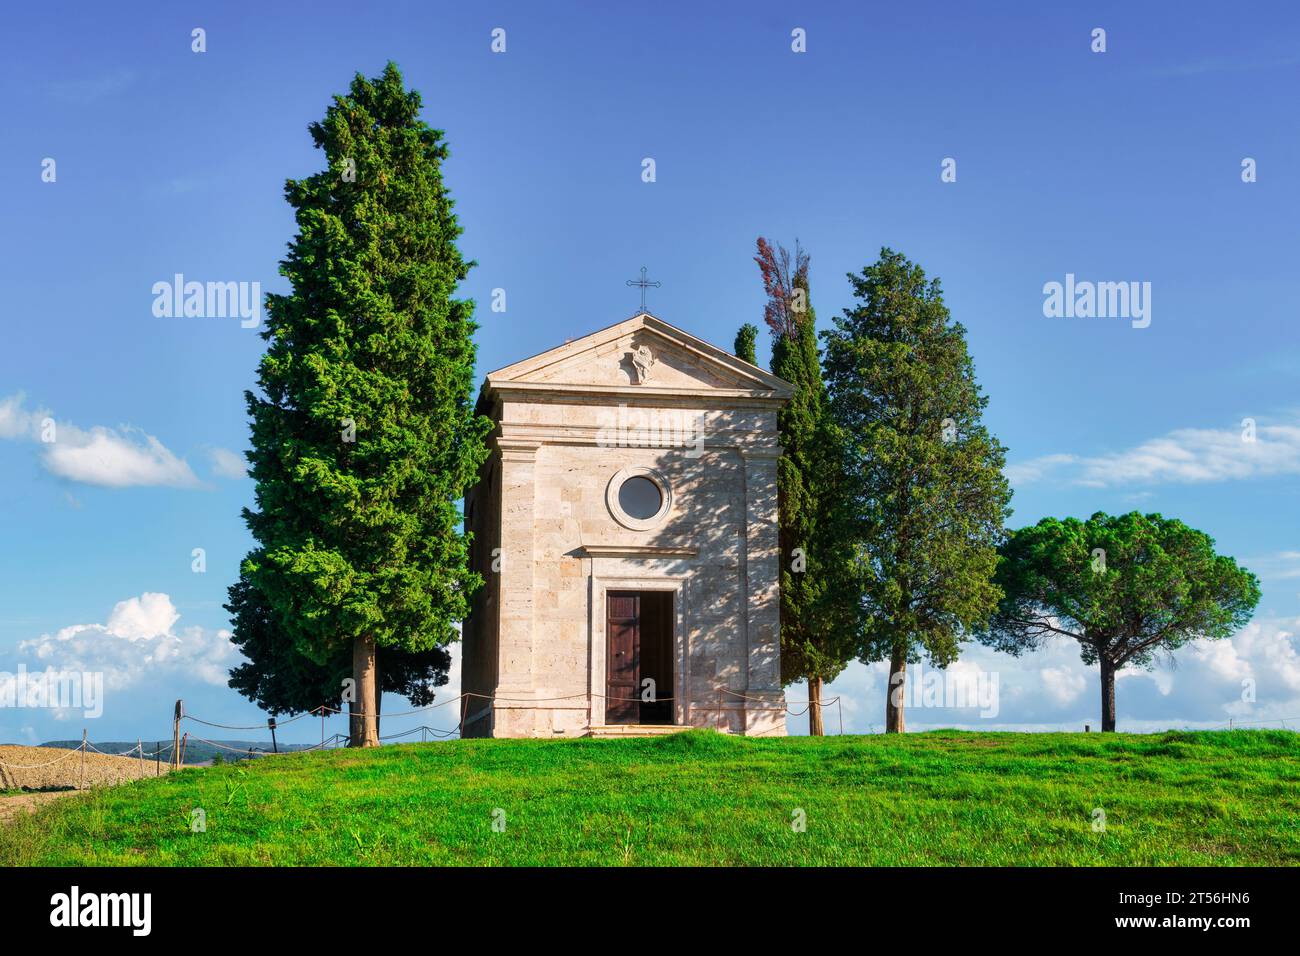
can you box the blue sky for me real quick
[2,1,1298,744]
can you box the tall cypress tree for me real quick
[233,63,489,747]
[822,248,1011,732]
[755,238,852,734]
[734,323,758,365]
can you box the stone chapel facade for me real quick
[461,313,792,737]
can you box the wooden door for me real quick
[638,591,673,724]
[606,592,640,724]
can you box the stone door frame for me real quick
[587,571,689,729]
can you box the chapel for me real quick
[461,312,792,737]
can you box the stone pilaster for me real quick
[494,435,540,735]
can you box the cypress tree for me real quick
[232,63,489,746]
[755,238,852,734]
[822,248,1011,732]
[734,323,759,365]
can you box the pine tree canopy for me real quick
[982,512,1260,668]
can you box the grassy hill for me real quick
[2,729,1297,866]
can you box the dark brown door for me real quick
[638,591,673,724]
[606,592,640,724]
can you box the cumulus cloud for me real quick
[208,446,248,479]
[15,592,235,694]
[1040,666,1087,706]
[0,393,200,489]
[790,617,1300,734]
[43,426,200,488]
[1007,417,1300,488]
[0,393,47,440]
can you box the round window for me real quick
[606,466,672,531]
[618,475,662,520]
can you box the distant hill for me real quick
[37,739,323,765]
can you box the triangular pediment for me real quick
[484,313,792,398]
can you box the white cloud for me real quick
[787,617,1300,734]
[1222,618,1300,694]
[208,446,248,479]
[0,393,47,440]
[1004,453,1076,486]
[1246,550,1300,583]
[1008,417,1300,488]
[16,592,235,694]
[43,425,200,488]
[1040,666,1087,706]
[0,393,200,489]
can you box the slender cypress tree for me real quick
[822,249,1011,732]
[233,63,489,747]
[734,323,759,365]
[755,238,852,734]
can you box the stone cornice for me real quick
[493,421,782,455]
[496,435,542,461]
[491,381,787,407]
[576,544,698,559]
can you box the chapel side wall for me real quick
[461,448,502,738]
[740,444,786,735]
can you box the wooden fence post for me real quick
[171,699,183,769]
[79,729,87,791]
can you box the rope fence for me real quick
[168,688,845,748]
[0,688,850,783]
[1223,716,1298,730]
[5,699,1298,787]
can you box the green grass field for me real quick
[2,729,1297,866]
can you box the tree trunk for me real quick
[374,650,382,739]
[351,634,380,748]
[1099,656,1117,732]
[885,644,906,733]
[808,676,825,736]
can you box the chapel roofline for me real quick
[476,312,794,413]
